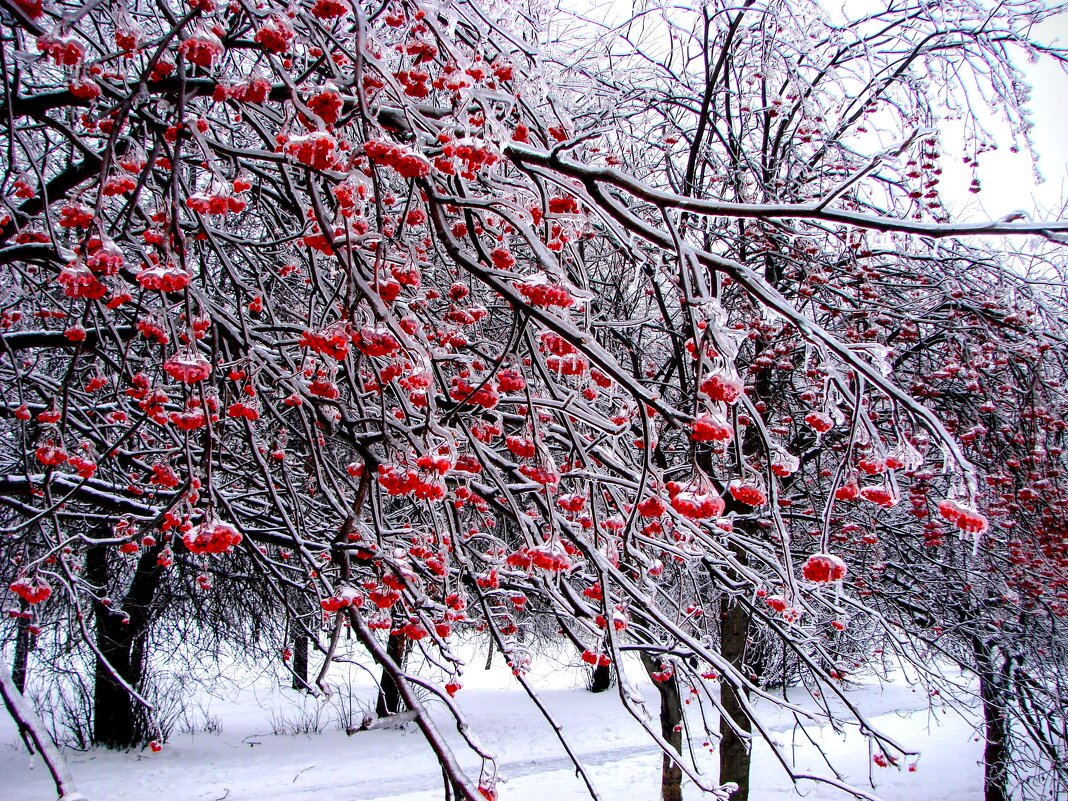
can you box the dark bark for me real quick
[590,662,612,693]
[92,609,142,747]
[0,325,133,351]
[973,636,1011,801]
[1,150,105,240]
[291,629,309,691]
[719,591,753,800]
[11,606,31,694]
[640,652,684,801]
[86,540,165,749]
[375,630,408,717]
[0,474,158,517]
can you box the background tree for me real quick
[542,2,1068,797]
[1,0,1066,800]
[863,247,1068,801]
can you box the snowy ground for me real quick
[2,645,985,801]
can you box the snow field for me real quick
[0,646,984,800]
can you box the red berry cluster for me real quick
[728,481,766,507]
[183,521,243,555]
[700,373,743,403]
[364,139,431,179]
[285,132,337,170]
[254,16,293,54]
[690,414,732,443]
[666,482,724,519]
[801,553,848,583]
[937,500,989,534]
[10,577,52,604]
[178,31,223,68]
[300,324,351,360]
[514,278,575,309]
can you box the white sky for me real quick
[551,1,1068,223]
[944,14,1068,221]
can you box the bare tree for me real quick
[1,0,1066,799]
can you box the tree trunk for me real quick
[973,636,1011,801]
[86,541,164,749]
[719,592,752,800]
[375,630,408,717]
[291,629,309,691]
[11,606,31,694]
[640,652,684,801]
[590,662,611,693]
[92,602,142,748]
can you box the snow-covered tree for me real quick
[1,0,1066,799]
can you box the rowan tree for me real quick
[544,2,1068,798]
[1,0,1066,800]
[861,249,1068,801]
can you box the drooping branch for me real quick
[0,657,88,801]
